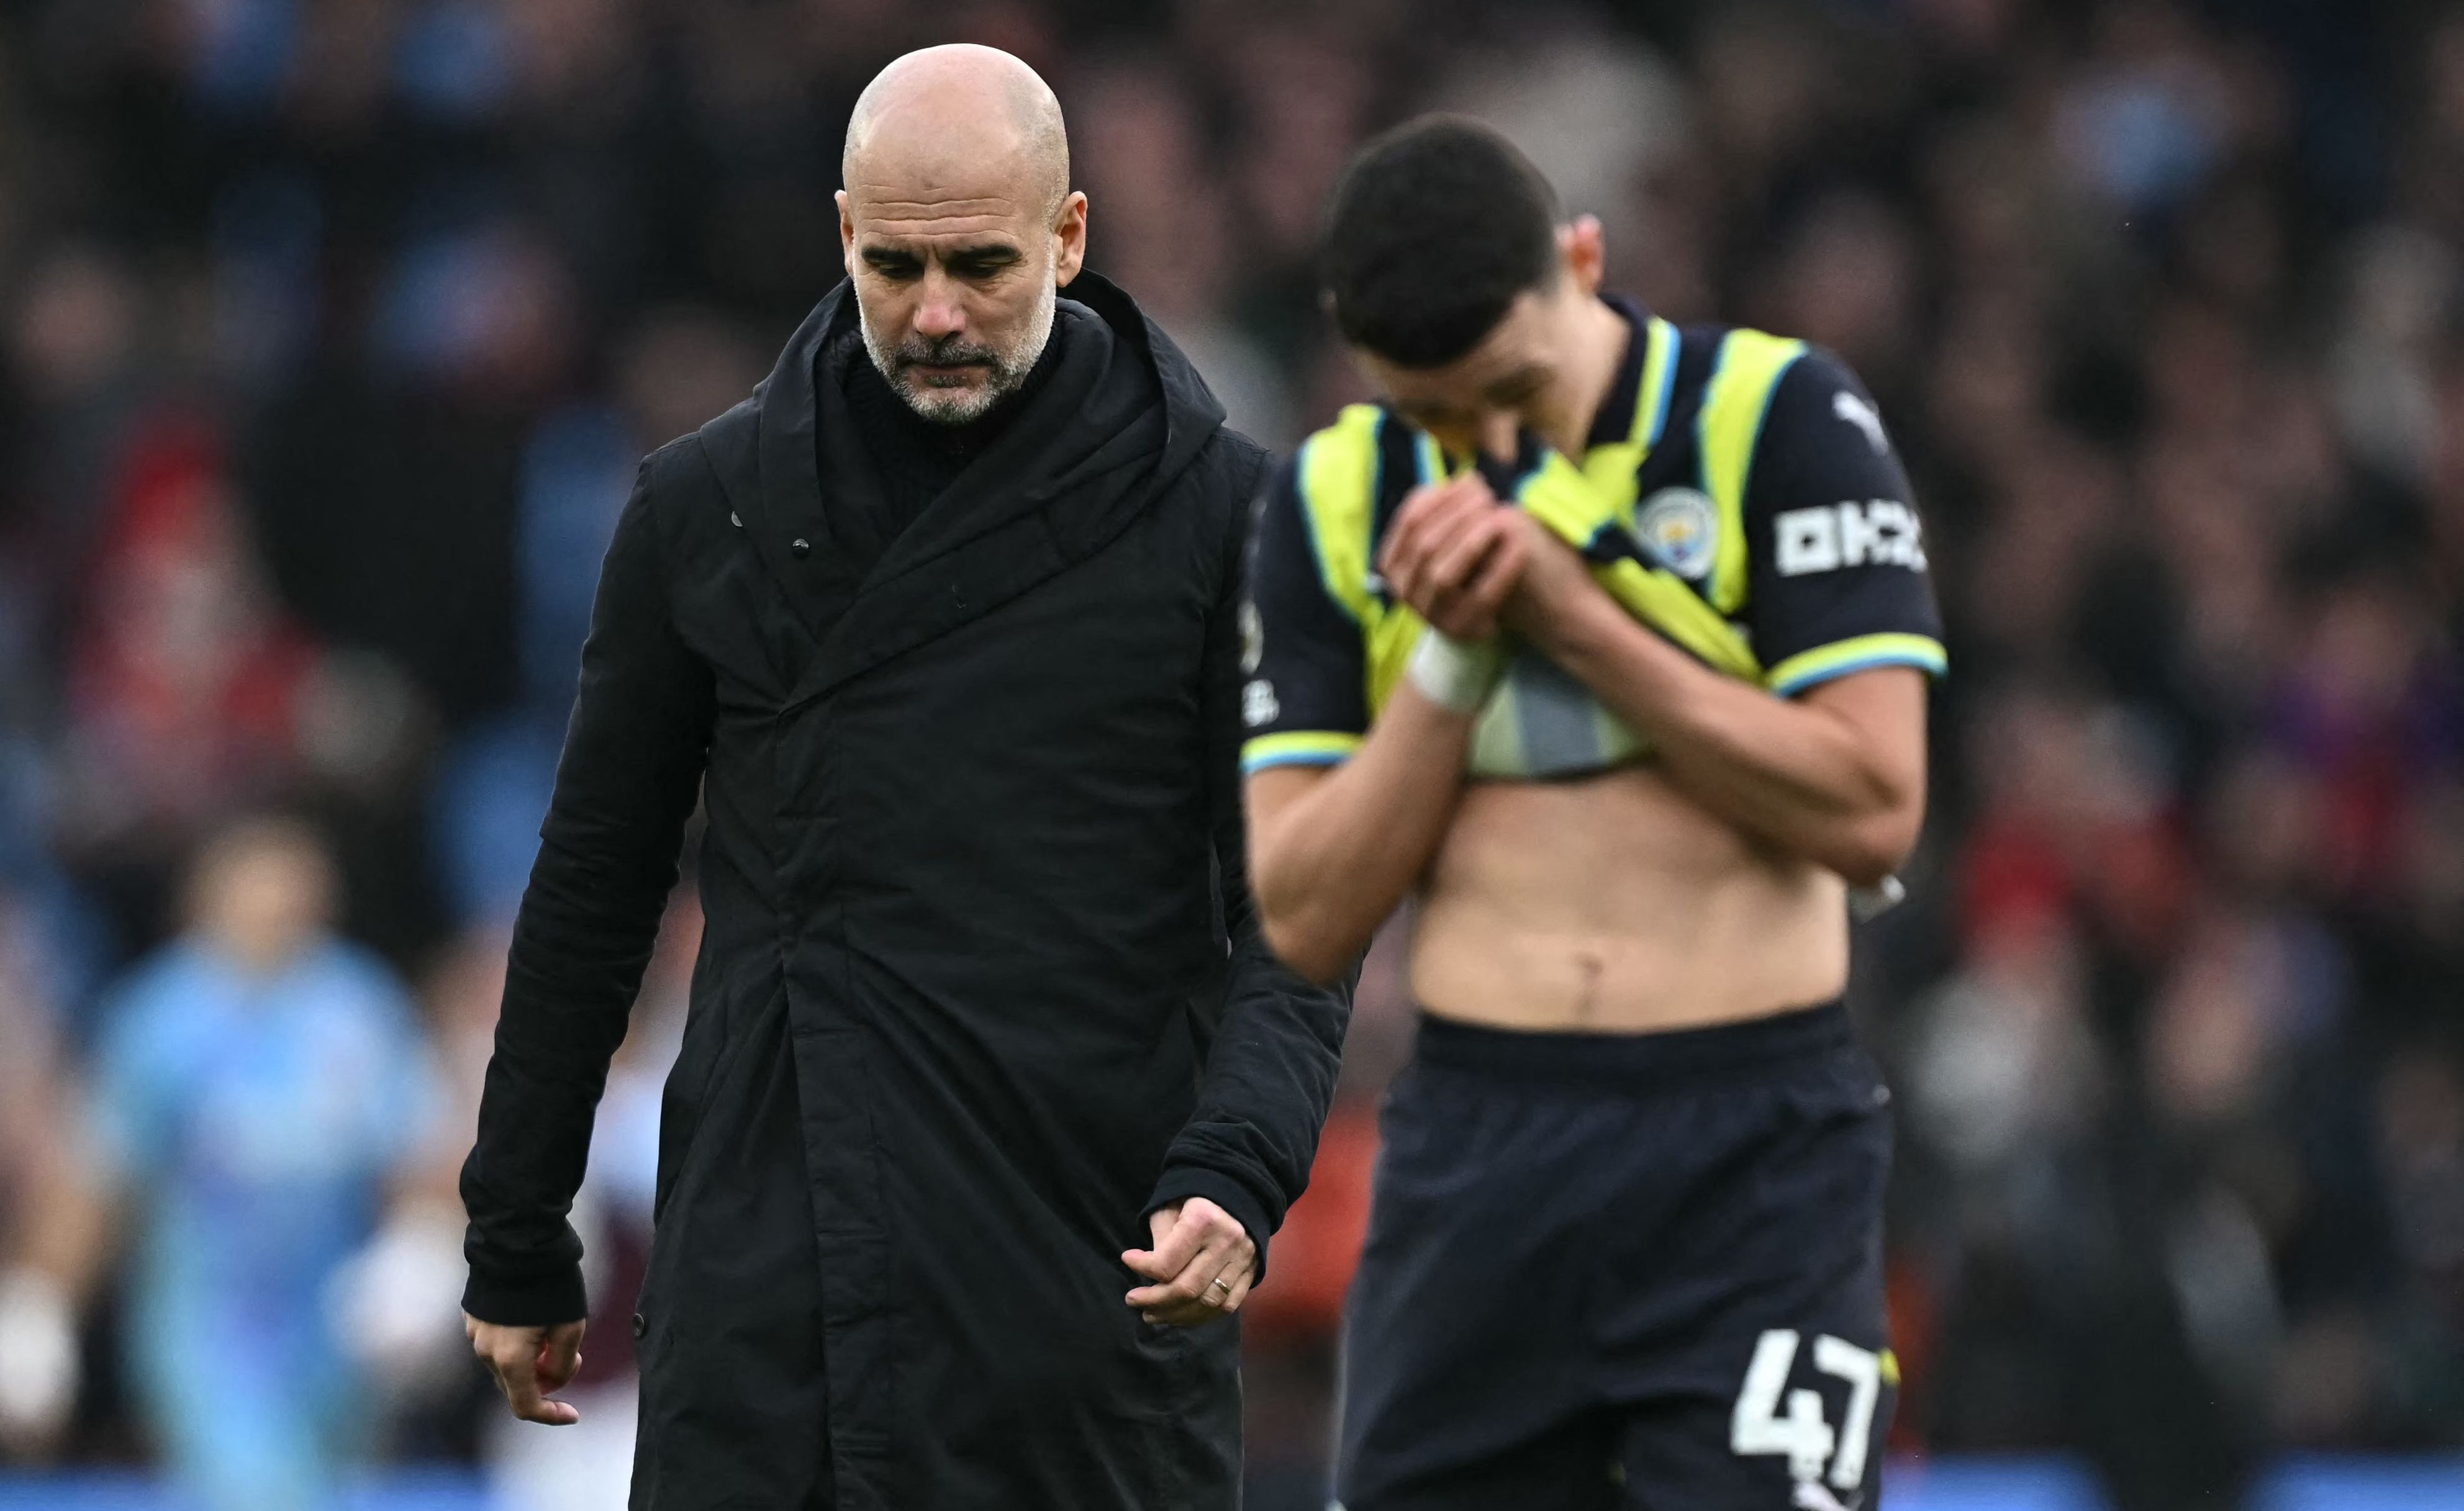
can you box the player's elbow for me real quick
[1827,845,1899,893]
[1259,902,1356,987]
[1821,803,1922,890]
[1254,857,1360,982]
[1248,807,1364,983]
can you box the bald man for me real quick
[455,45,1348,1511]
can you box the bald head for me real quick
[836,45,1089,425]
[844,45,1069,220]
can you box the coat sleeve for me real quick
[460,452,717,1325]
[1143,441,1354,1278]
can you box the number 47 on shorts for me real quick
[1729,1329,1899,1504]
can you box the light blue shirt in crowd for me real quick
[87,933,442,1451]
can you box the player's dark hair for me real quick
[1321,115,1564,369]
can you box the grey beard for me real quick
[859,279,1057,425]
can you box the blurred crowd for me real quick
[0,0,2457,1507]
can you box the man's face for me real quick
[838,175,1088,424]
[1356,284,1579,462]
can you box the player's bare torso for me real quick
[1410,763,1848,1033]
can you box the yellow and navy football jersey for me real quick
[1240,297,1946,779]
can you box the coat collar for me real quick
[735,272,1227,703]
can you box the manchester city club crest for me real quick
[1634,487,1718,580]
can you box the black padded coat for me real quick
[458,273,1351,1510]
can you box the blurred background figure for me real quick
[0,889,86,1461]
[0,1,2458,1508]
[24,818,440,1511]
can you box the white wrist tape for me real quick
[1406,628,1506,714]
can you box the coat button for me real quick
[790,538,811,558]
[630,1311,646,1339]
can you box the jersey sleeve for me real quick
[1744,349,1947,697]
[1239,457,1368,774]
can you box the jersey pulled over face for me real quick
[1242,298,1947,781]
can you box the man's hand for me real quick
[466,1314,587,1425]
[1122,1198,1255,1326]
[1501,511,1611,647]
[1377,476,1528,641]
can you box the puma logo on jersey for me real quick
[1832,390,1888,454]
[1775,500,1926,576]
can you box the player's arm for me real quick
[1248,687,1479,983]
[1515,556,1924,885]
[1243,470,1524,983]
[1508,351,1942,886]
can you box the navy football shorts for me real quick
[1336,1003,1896,1511]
